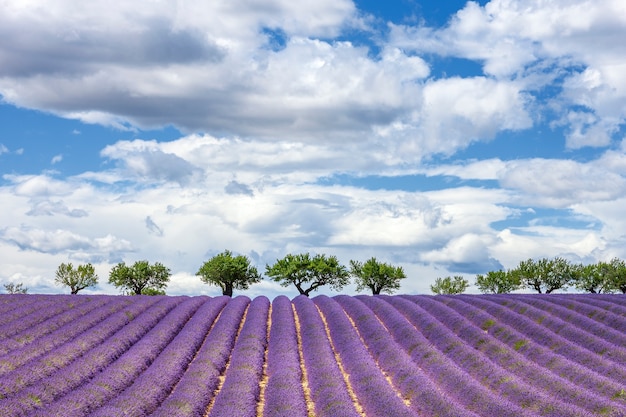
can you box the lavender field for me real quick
[0,293,625,416]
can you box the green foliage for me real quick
[265,253,349,296]
[605,257,626,294]
[475,270,520,294]
[196,250,261,297]
[140,288,167,296]
[108,260,170,295]
[3,282,28,294]
[572,261,614,294]
[55,262,98,294]
[510,257,574,294]
[430,275,469,295]
[349,257,406,295]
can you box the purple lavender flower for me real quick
[262,295,307,417]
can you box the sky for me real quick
[1,0,626,298]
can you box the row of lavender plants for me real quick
[2,294,626,416]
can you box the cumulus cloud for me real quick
[26,199,88,217]
[0,226,132,258]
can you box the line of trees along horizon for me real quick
[431,256,626,295]
[3,253,626,297]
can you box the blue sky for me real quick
[1,0,626,297]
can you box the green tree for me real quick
[572,261,614,294]
[605,257,626,294]
[475,270,520,294]
[430,275,469,295]
[196,250,261,297]
[3,282,28,294]
[510,257,574,294]
[349,257,406,295]
[108,260,170,295]
[266,253,349,297]
[55,262,98,294]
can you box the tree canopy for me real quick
[510,257,574,294]
[475,270,520,294]
[197,250,261,297]
[55,262,98,294]
[430,275,469,295]
[3,282,28,294]
[108,260,170,295]
[349,257,406,295]
[265,253,349,297]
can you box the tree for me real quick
[475,270,520,294]
[108,260,170,295]
[349,257,406,295]
[55,262,98,294]
[605,257,626,294]
[196,250,261,297]
[3,282,28,294]
[430,275,469,295]
[266,253,350,297]
[572,261,614,294]
[510,257,574,293]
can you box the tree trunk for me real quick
[223,284,233,297]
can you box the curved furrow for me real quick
[357,295,533,417]
[540,294,626,338]
[208,296,270,417]
[421,295,626,415]
[149,296,249,417]
[0,296,130,373]
[593,294,626,307]
[570,295,626,318]
[292,295,361,417]
[89,296,229,417]
[0,295,160,398]
[314,295,418,417]
[336,295,479,417]
[261,295,307,417]
[385,295,590,417]
[449,295,626,389]
[25,296,206,417]
[0,296,183,417]
[482,294,626,382]
[0,295,62,329]
[490,294,626,365]
[0,295,101,349]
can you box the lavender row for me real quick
[556,294,626,323]
[0,295,67,330]
[208,296,270,417]
[24,296,205,417]
[0,295,160,398]
[89,296,229,417]
[388,295,594,416]
[0,296,184,417]
[466,294,626,386]
[550,294,626,333]
[418,295,626,416]
[497,295,626,362]
[314,295,418,417]
[448,295,626,406]
[357,295,537,417]
[262,295,307,417]
[0,295,134,376]
[292,295,361,417]
[0,295,97,345]
[149,295,250,417]
[335,295,480,417]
